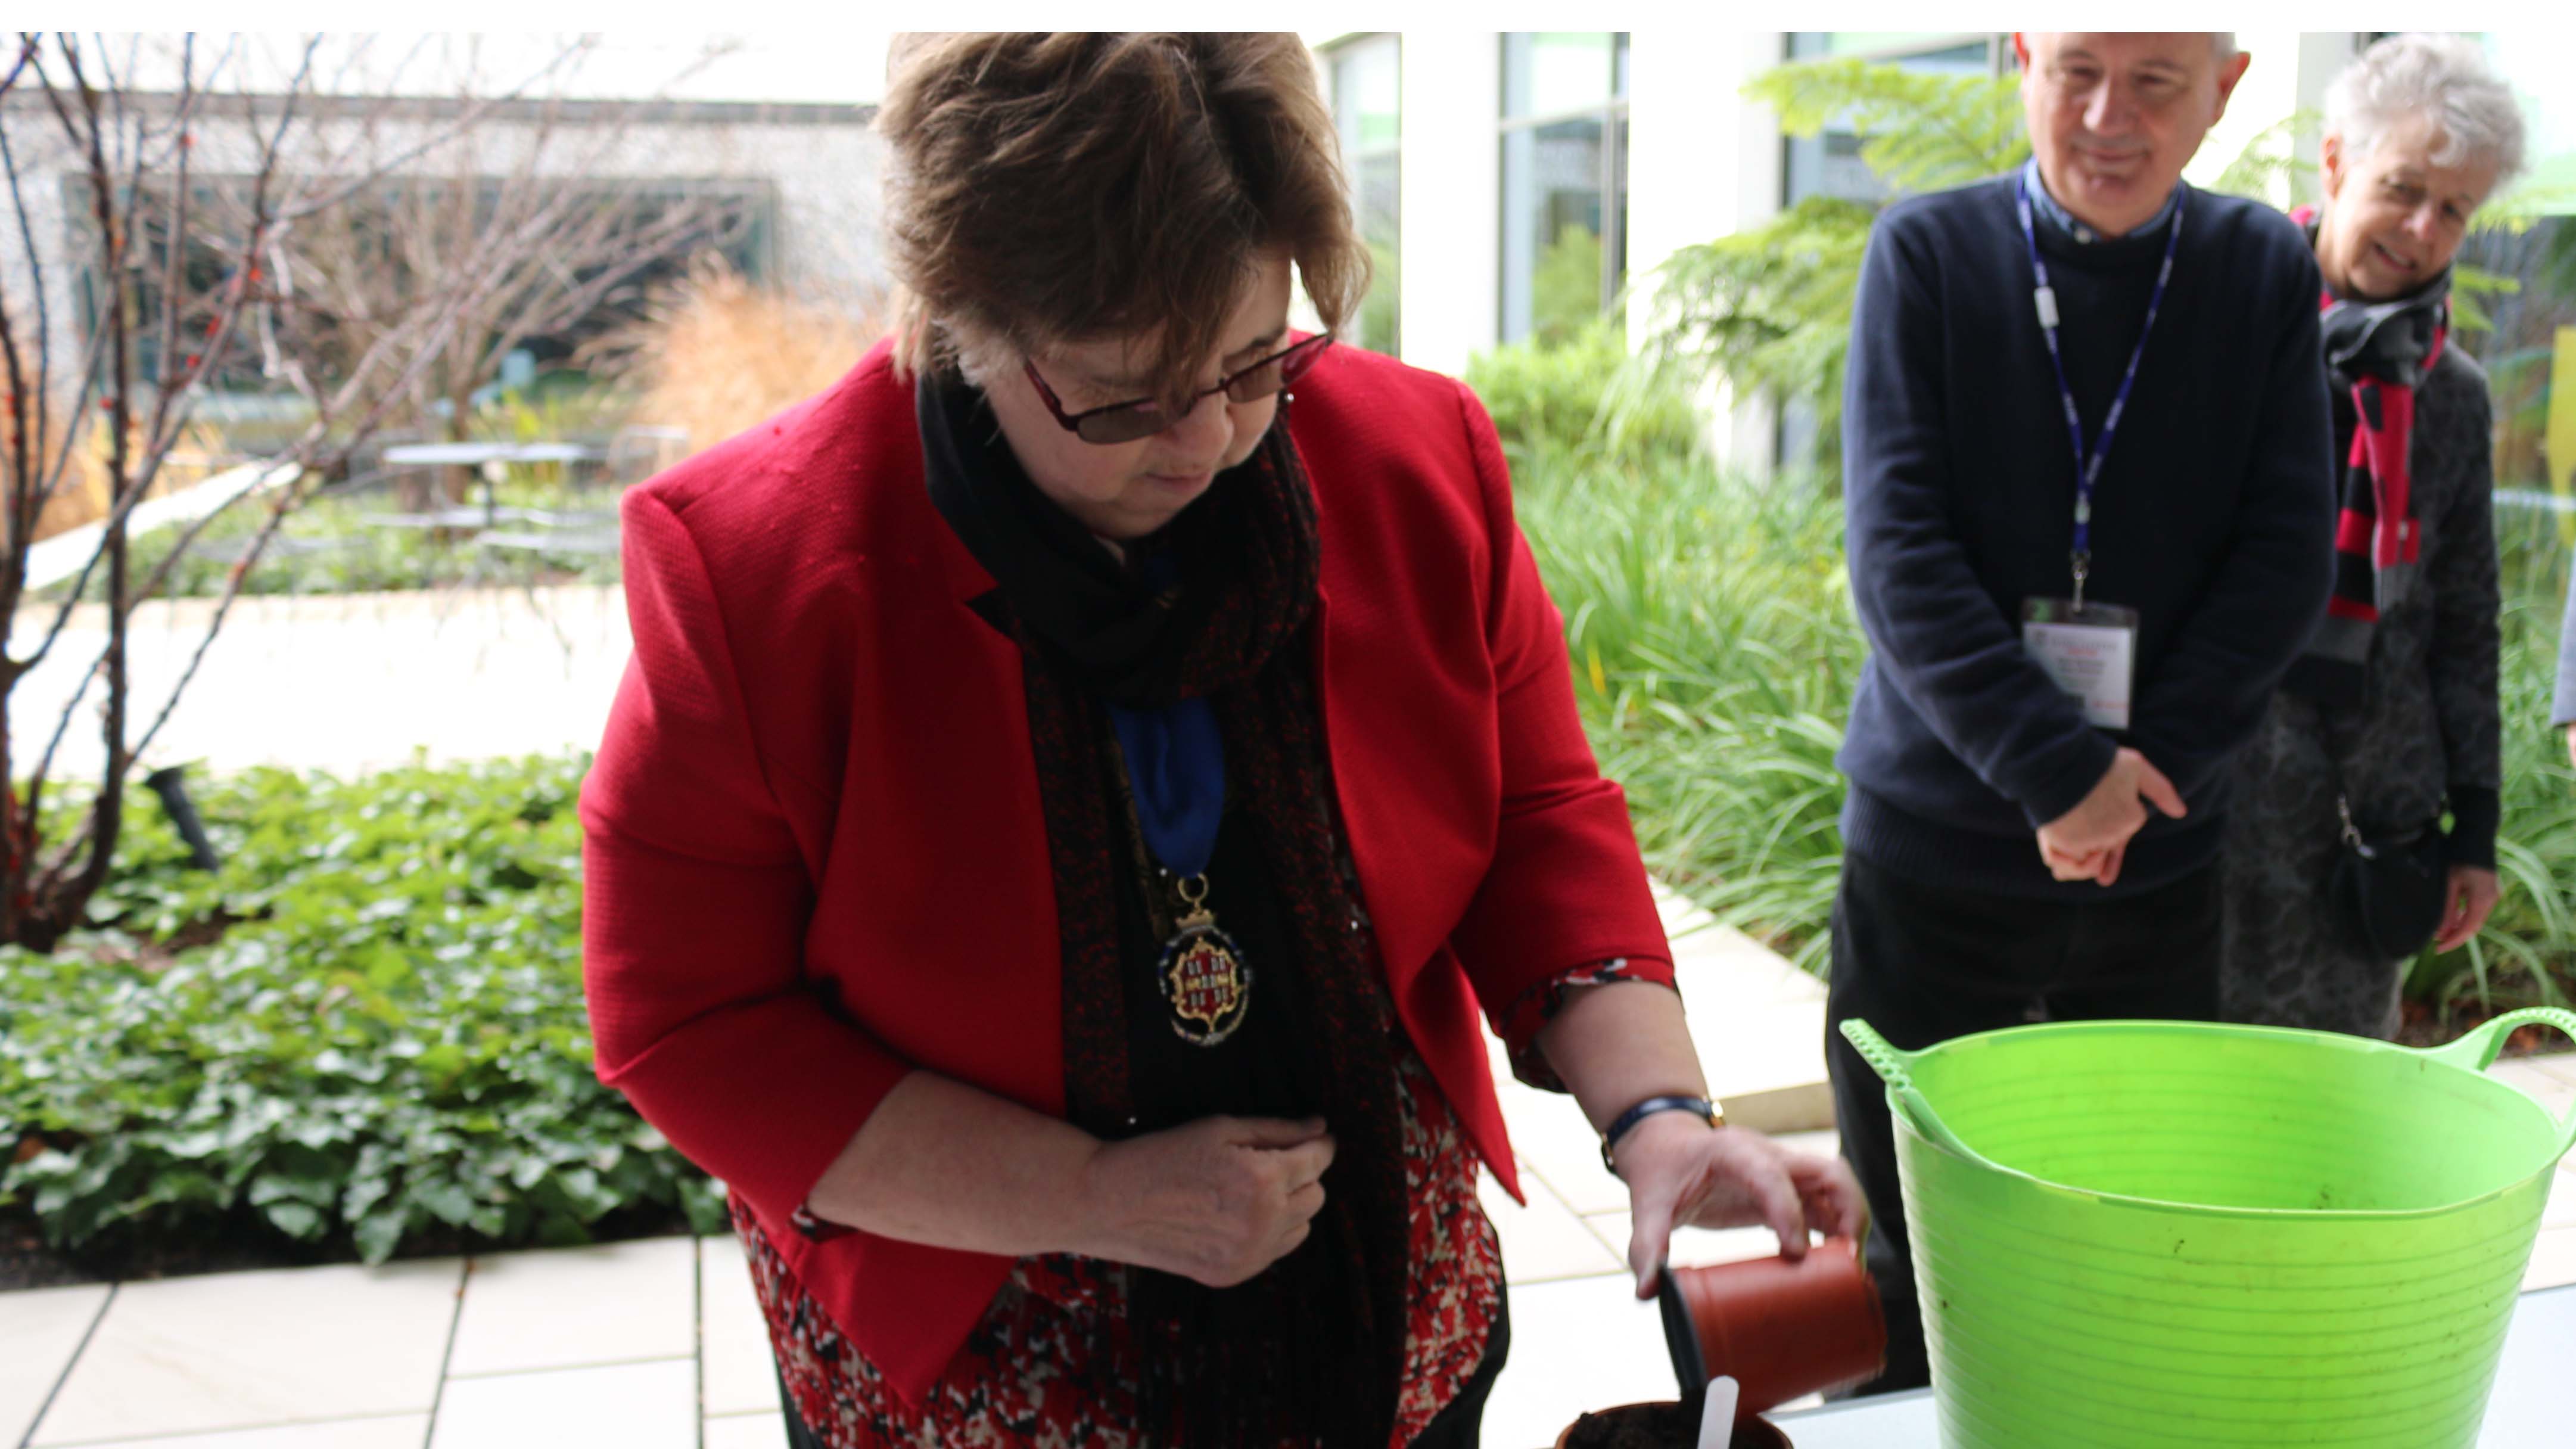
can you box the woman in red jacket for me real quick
[580,32,1860,1449]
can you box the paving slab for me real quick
[30,1260,461,1447]
[8,586,630,782]
[444,1238,695,1379]
[702,1412,789,1449]
[699,1236,785,1419]
[426,1358,693,1449]
[1,1285,110,1448]
[1479,1170,1624,1285]
[52,1416,431,1448]
[1480,1273,1678,1449]
[2523,1224,2576,1293]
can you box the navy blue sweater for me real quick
[1837,175,2337,900]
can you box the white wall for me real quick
[1396,33,1503,378]
[1348,29,2354,459]
[2185,31,2357,198]
[1625,29,1786,472]
[1389,27,1791,425]
[1625,29,1777,324]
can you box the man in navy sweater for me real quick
[1827,32,2335,1394]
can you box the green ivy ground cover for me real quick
[0,755,724,1277]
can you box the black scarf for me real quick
[2283,207,2452,708]
[919,372,1407,1447]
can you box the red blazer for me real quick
[580,339,1670,1407]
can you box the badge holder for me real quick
[2021,589,2138,733]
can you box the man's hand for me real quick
[2035,747,2186,887]
[2432,866,2502,954]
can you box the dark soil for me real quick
[2397,996,2572,1056]
[1558,1403,1791,1449]
[0,1202,698,1292]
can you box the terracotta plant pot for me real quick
[1551,1401,1793,1449]
[1656,1236,1886,1417]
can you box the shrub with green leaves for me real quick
[1629,57,2027,476]
[1515,450,1861,977]
[2408,504,2576,1015]
[0,755,724,1264]
[1514,441,2576,1010]
[1465,316,1701,475]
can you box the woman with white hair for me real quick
[2223,32,2525,1036]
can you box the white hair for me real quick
[2325,32,2528,184]
[2214,33,2237,61]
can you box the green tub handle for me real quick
[2422,1006,2576,1152]
[1839,1019,2005,1171]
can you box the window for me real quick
[1330,35,1402,355]
[1782,33,2005,206]
[2455,32,2576,511]
[1776,32,2008,466]
[1498,32,1629,348]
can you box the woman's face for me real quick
[2318,115,2499,301]
[984,252,1295,542]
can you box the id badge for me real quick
[2021,598,2138,731]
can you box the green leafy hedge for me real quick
[1513,437,2576,1014]
[0,755,724,1265]
[1515,450,1861,978]
[1464,316,1703,475]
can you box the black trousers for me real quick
[1822,851,2222,1397]
[777,1292,1510,1447]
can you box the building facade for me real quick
[1312,30,2569,489]
[0,89,887,428]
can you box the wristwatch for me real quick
[1600,1093,1725,1173]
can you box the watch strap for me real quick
[1600,1093,1723,1173]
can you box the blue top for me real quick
[1835,174,2337,898]
[1105,549,1225,878]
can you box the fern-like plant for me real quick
[1625,58,2027,475]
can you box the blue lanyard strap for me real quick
[2014,170,2185,607]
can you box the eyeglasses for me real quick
[1022,332,1333,445]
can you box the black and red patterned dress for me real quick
[739,959,1671,1448]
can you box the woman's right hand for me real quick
[1075,1115,1335,1287]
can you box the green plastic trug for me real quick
[1843,1009,2576,1448]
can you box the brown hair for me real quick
[878,33,1368,411]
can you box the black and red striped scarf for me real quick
[918,371,1407,1448]
[2283,205,2452,708]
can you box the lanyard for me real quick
[1107,696,1223,877]
[1103,548,1223,879]
[2015,170,2185,608]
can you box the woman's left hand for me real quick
[2433,865,2502,953]
[1613,1114,1866,1299]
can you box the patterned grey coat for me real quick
[2220,345,2501,1038]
